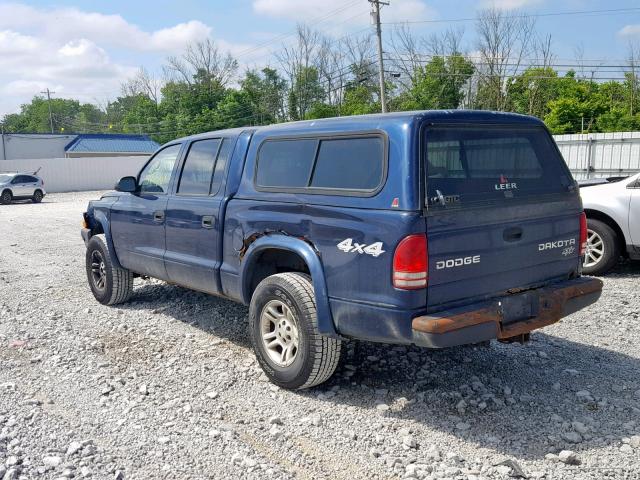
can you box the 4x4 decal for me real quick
[337,238,385,257]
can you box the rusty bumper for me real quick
[412,277,603,348]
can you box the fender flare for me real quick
[92,210,124,269]
[239,235,339,338]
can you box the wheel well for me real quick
[584,209,627,257]
[34,188,42,194]
[247,249,310,300]
[2,188,12,196]
[91,221,105,236]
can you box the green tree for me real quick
[398,55,474,111]
[288,66,325,120]
[543,73,608,134]
[508,67,559,119]
[106,94,160,135]
[240,68,288,124]
[2,96,105,133]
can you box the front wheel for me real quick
[1,190,12,205]
[85,235,134,305]
[582,218,620,276]
[249,272,342,390]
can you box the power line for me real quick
[381,7,640,26]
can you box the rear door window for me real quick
[210,138,233,195]
[425,126,571,207]
[178,139,221,195]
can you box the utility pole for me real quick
[369,0,389,113]
[1,123,6,161]
[40,88,55,133]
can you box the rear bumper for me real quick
[411,277,603,348]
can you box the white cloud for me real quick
[0,3,212,53]
[0,30,39,56]
[150,21,213,52]
[0,3,251,117]
[0,30,137,116]
[619,25,640,38]
[479,0,545,10]
[252,0,436,29]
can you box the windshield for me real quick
[0,174,14,183]
[424,125,573,207]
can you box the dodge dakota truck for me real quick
[81,111,603,389]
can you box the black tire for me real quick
[32,190,43,203]
[249,272,342,390]
[1,190,12,205]
[582,218,620,276]
[86,234,134,305]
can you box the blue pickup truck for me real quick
[81,111,603,389]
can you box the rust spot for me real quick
[238,231,320,261]
[412,278,603,338]
[238,232,263,260]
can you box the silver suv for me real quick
[0,173,47,204]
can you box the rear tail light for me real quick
[579,212,587,256]
[393,234,428,289]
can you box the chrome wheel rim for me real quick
[2,192,10,202]
[584,228,604,268]
[90,250,107,291]
[260,300,299,367]
[34,192,42,201]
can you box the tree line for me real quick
[3,8,640,143]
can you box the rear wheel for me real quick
[249,272,342,390]
[582,218,620,276]
[86,235,133,305]
[32,190,43,203]
[1,190,12,205]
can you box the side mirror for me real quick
[115,176,137,193]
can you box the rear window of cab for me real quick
[255,134,386,195]
[425,125,572,207]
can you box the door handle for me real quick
[202,216,214,229]
[153,211,165,223]
[503,227,523,242]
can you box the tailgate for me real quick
[423,124,582,309]
[426,200,582,308]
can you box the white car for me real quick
[0,172,47,205]
[580,172,640,275]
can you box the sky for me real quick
[1,0,640,117]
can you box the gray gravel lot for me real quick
[1,191,639,480]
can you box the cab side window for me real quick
[256,135,385,193]
[138,144,181,194]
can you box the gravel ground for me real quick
[1,191,639,480]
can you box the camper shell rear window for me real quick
[424,125,572,207]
